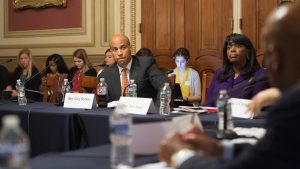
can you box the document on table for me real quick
[132,114,202,155]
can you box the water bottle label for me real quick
[98,87,107,95]
[110,123,130,136]
[0,143,28,168]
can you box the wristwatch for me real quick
[171,149,196,168]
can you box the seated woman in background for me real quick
[206,33,270,106]
[40,54,69,102]
[97,49,115,76]
[68,49,97,93]
[171,48,201,106]
[11,48,42,101]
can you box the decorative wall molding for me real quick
[13,0,67,9]
[130,0,137,53]
[120,0,125,34]
[0,0,141,64]
[0,0,94,49]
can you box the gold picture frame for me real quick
[13,0,67,9]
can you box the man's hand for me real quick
[183,125,223,158]
[159,125,224,166]
[247,88,281,117]
[159,132,190,166]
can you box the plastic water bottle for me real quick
[127,79,137,97]
[97,78,108,108]
[159,83,172,115]
[16,80,27,106]
[110,104,133,169]
[60,79,70,104]
[216,89,233,131]
[0,115,30,169]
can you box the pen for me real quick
[190,112,196,124]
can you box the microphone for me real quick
[24,58,59,85]
[121,69,171,97]
[0,59,12,65]
[242,75,269,93]
[166,69,174,75]
[93,63,106,67]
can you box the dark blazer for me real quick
[67,66,97,92]
[206,68,270,106]
[0,65,10,91]
[12,66,42,101]
[99,55,168,105]
[180,82,300,169]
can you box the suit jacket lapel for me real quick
[129,57,138,81]
[112,64,121,97]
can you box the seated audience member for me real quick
[171,48,201,106]
[159,4,300,169]
[67,49,97,93]
[0,64,10,91]
[206,33,270,106]
[40,54,69,102]
[97,48,115,76]
[99,34,168,104]
[135,48,154,57]
[11,49,42,101]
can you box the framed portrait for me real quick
[13,0,67,9]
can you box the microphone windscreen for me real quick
[167,69,174,74]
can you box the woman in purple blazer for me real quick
[206,33,270,106]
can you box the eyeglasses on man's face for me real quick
[110,45,129,53]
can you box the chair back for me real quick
[80,76,99,104]
[201,71,214,105]
[43,75,60,103]
[80,76,99,93]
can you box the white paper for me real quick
[107,100,119,108]
[229,98,253,119]
[132,114,202,154]
[63,93,97,109]
[117,97,156,115]
[134,162,172,169]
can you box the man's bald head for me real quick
[109,34,132,68]
[263,3,300,91]
[110,34,131,47]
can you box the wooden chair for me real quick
[80,76,99,102]
[200,71,214,105]
[43,75,60,103]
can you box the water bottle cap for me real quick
[2,115,20,127]
[219,89,227,94]
[64,79,68,82]
[100,78,104,82]
[129,79,135,83]
[17,79,21,83]
[164,83,169,86]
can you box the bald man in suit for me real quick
[99,34,168,105]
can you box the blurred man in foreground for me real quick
[159,3,300,169]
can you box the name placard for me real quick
[63,93,97,109]
[229,98,252,119]
[116,97,156,115]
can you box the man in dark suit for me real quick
[99,34,168,104]
[159,3,300,169]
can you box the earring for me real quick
[247,55,250,60]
